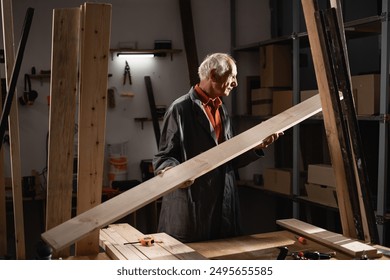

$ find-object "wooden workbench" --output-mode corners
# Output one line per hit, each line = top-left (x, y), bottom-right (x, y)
(66, 222), (390, 260)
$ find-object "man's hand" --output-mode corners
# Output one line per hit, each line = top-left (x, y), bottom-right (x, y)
(256, 132), (284, 149)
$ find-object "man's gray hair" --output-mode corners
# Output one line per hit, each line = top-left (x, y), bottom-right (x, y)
(198, 53), (235, 80)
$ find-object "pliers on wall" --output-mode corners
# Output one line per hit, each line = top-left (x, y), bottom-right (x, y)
(123, 60), (132, 85)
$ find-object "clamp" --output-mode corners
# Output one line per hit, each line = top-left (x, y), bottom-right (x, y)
(123, 60), (132, 85)
(124, 235), (157, 247)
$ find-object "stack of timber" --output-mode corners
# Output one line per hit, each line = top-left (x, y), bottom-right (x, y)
(277, 219), (380, 259)
(99, 223), (206, 260)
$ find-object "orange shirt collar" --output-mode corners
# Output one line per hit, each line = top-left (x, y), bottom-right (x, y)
(195, 84), (222, 108)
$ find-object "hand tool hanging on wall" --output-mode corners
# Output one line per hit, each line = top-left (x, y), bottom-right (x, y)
(0, 7), (34, 151)
(19, 74), (38, 105)
(123, 60), (132, 85)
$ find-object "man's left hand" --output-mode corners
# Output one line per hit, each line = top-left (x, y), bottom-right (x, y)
(256, 132), (284, 149)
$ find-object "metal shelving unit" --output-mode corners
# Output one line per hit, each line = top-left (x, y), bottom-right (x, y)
(231, 0), (389, 245)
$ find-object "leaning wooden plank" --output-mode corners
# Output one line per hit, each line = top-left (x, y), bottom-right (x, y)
(188, 231), (295, 259)
(301, 0), (357, 238)
(41, 94), (322, 252)
(277, 218), (379, 258)
(75, 3), (111, 256)
(1, 0), (25, 259)
(46, 8), (80, 258)
(329, 0), (379, 244)
(0, 153), (5, 256)
(0, 80), (5, 256)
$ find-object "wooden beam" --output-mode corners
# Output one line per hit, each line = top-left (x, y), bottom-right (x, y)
(277, 219), (379, 258)
(1, 0), (26, 259)
(144, 76), (160, 147)
(75, 3), (111, 256)
(42, 94), (323, 252)
(46, 8), (80, 258)
(329, 0), (378, 244)
(301, 0), (357, 238)
(179, 0), (199, 85)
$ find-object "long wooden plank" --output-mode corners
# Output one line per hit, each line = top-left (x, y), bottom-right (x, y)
(328, 0), (379, 244)
(0, 149), (5, 256)
(144, 76), (160, 147)
(277, 218), (379, 258)
(317, 7), (365, 240)
(75, 3), (111, 256)
(42, 94), (323, 252)
(46, 8), (80, 258)
(0, 77), (5, 255)
(301, 0), (357, 238)
(1, 0), (25, 259)
(179, 0), (199, 85)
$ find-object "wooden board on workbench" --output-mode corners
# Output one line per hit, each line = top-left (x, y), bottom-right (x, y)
(187, 231), (295, 259)
(1, 0), (25, 259)
(41, 94), (323, 252)
(75, 3), (111, 256)
(99, 223), (206, 260)
(276, 218), (379, 258)
(46, 8), (80, 258)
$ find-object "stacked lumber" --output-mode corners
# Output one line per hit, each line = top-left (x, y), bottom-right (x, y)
(99, 223), (206, 260)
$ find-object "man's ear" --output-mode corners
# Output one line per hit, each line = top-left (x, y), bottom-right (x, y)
(210, 69), (219, 82)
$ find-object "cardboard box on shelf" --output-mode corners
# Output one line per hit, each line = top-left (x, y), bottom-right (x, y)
(272, 90), (292, 115)
(263, 168), (291, 195)
(351, 74), (380, 115)
(251, 88), (273, 116)
(300, 89), (318, 101)
(305, 183), (338, 208)
(307, 164), (336, 187)
(259, 44), (292, 88)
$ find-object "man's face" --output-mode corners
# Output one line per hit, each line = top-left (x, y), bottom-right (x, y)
(212, 64), (238, 97)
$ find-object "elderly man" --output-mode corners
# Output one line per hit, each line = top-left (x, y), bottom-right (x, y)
(153, 53), (281, 243)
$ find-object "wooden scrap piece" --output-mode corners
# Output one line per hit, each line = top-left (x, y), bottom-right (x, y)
(46, 8), (80, 258)
(41, 94), (323, 252)
(276, 218), (379, 258)
(75, 2), (111, 256)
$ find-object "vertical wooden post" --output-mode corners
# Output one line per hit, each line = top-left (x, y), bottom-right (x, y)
(0, 84), (5, 256)
(1, 0), (26, 259)
(179, 0), (199, 86)
(46, 8), (80, 258)
(75, 3), (111, 256)
(301, 0), (357, 238)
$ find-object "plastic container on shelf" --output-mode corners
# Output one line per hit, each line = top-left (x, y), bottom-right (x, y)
(107, 141), (128, 187)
